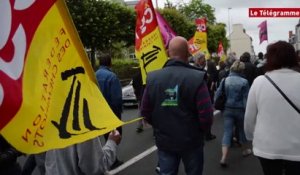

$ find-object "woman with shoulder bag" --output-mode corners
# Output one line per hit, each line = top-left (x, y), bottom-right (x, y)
(215, 60), (251, 167)
(244, 41), (300, 175)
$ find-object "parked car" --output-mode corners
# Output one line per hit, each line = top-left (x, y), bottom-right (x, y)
(122, 80), (138, 106)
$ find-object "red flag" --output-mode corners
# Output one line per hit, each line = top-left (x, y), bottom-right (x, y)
(258, 20), (268, 44)
(134, 0), (168, 84)
(217, 41), (224, 57)
(195, 18), (207, 32)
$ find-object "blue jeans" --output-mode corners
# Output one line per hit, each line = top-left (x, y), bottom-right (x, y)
(158, 147), (204, 175)
(222, 108), (247, 146)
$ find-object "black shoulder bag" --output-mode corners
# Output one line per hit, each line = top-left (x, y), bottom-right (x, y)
(214, 78), (226, 110)
(265, 75), (300, 114)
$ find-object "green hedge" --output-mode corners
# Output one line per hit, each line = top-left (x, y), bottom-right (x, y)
(111, 58), (140, 81)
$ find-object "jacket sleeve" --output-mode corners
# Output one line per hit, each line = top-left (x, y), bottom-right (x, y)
(244, 83), (258, 140)
(77, 137), (117, 174)
(110, 76), (123, 118)
(196, 82), (213, 132)
(0, 135), (22, 168)
(140, 87), (153, 124)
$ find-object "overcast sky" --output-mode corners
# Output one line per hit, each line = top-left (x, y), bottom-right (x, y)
(153, 0), (300, 54)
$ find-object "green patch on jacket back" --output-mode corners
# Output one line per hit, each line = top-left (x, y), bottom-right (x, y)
(161, 85), (178, 106)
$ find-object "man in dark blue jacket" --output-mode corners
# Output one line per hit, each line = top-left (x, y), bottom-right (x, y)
(141, 36), (213, 175)
(95, 54), (123, 168)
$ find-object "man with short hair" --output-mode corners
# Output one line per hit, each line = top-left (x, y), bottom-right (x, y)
(141, 36), (213, 175)
(95, 54), (123, 127)
(193, 52), (217, 141)
(95, 54), (123, 168)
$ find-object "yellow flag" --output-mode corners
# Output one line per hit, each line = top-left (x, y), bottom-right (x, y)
(193, 18), (210, 59)
(0, 0), (124, 154)
(135, 0), (168, 84)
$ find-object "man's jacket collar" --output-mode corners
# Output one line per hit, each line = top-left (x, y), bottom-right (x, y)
(163, 59), (202, 72)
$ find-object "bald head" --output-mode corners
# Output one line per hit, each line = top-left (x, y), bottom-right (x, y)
(168, 36), (190, 63)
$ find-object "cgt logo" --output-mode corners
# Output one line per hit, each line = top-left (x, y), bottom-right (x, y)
(139, 5), (154, 35)
(0, 0), (36, 129)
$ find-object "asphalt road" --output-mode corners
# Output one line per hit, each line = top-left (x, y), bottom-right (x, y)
(19, 107), (264, 175)
(113, 107), (264, 175)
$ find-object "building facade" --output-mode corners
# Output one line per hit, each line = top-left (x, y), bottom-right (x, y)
(227, 24), (255, 59)
(288, 19), (300, 52)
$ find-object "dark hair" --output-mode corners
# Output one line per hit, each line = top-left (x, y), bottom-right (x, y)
(240, 52), (250, 62)
(258, 52), (264, 59)
(219, 60), (226, 70)
(99, 54), (111, 67)
(265, 41), (298, 71)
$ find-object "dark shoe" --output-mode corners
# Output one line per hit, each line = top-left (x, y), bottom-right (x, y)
(110, 159), (124, 169)
(136, 127), (144, 133)
(220, 160), (228, 168)
(206, 134), (216, 141)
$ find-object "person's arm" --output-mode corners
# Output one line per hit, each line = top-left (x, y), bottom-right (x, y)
(244, 84), (258, 141)
(196, 82), (213, 132)
(77, 132), (120, 174)
(140, 86), (153, 125)
(110, 76), (123, 118)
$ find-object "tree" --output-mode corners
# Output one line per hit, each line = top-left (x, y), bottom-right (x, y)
(207, 23), (229, 54)
(66, 0), (135, 69)
(178, 0), (216, 24)
(159, 8), (195, 40)
(159, 8), (228, 54)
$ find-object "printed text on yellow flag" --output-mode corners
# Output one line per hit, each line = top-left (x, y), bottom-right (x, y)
(1, 0), (124, 154)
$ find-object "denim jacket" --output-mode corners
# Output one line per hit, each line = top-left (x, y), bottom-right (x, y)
(95, 66), (122, 117)
(215, 72), (249, 109)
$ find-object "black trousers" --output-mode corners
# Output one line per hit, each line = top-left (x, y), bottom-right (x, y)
(258, 157), (300, 175)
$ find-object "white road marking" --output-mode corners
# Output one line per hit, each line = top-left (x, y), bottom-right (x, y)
(106, 110), (220, 175)
(105, 145), (157, 175)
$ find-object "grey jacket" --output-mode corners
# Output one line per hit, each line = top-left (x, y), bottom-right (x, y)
(45, 137), (117, 175)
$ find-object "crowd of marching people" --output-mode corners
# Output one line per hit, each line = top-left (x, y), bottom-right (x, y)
(1, 37), (300, 175)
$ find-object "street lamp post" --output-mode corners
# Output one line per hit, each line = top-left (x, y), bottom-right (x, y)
(228, 7), (232, 53)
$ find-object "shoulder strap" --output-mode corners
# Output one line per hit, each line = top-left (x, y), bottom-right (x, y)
(265, 75), (300, 114)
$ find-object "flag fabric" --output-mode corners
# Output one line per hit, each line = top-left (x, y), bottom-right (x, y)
(135, 0), (168, 84)
(258, 20), (268, 44)
(217, 41), (227, 61)
(217, 41), (224, 57)
(193, 18), (210, 58)
(188, 37), (200, 55)
(0, 0), (125, 154)
(155, 10), (176, 49)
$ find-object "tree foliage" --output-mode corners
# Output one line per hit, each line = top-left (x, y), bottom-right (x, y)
(159, 8), (195, 41)
(66, 0), (227, 66)
(159, 8), (228, 54)
(178, 0), (216, 24)
(66, 0), (135, 68)
(207, 23), (229, 53)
